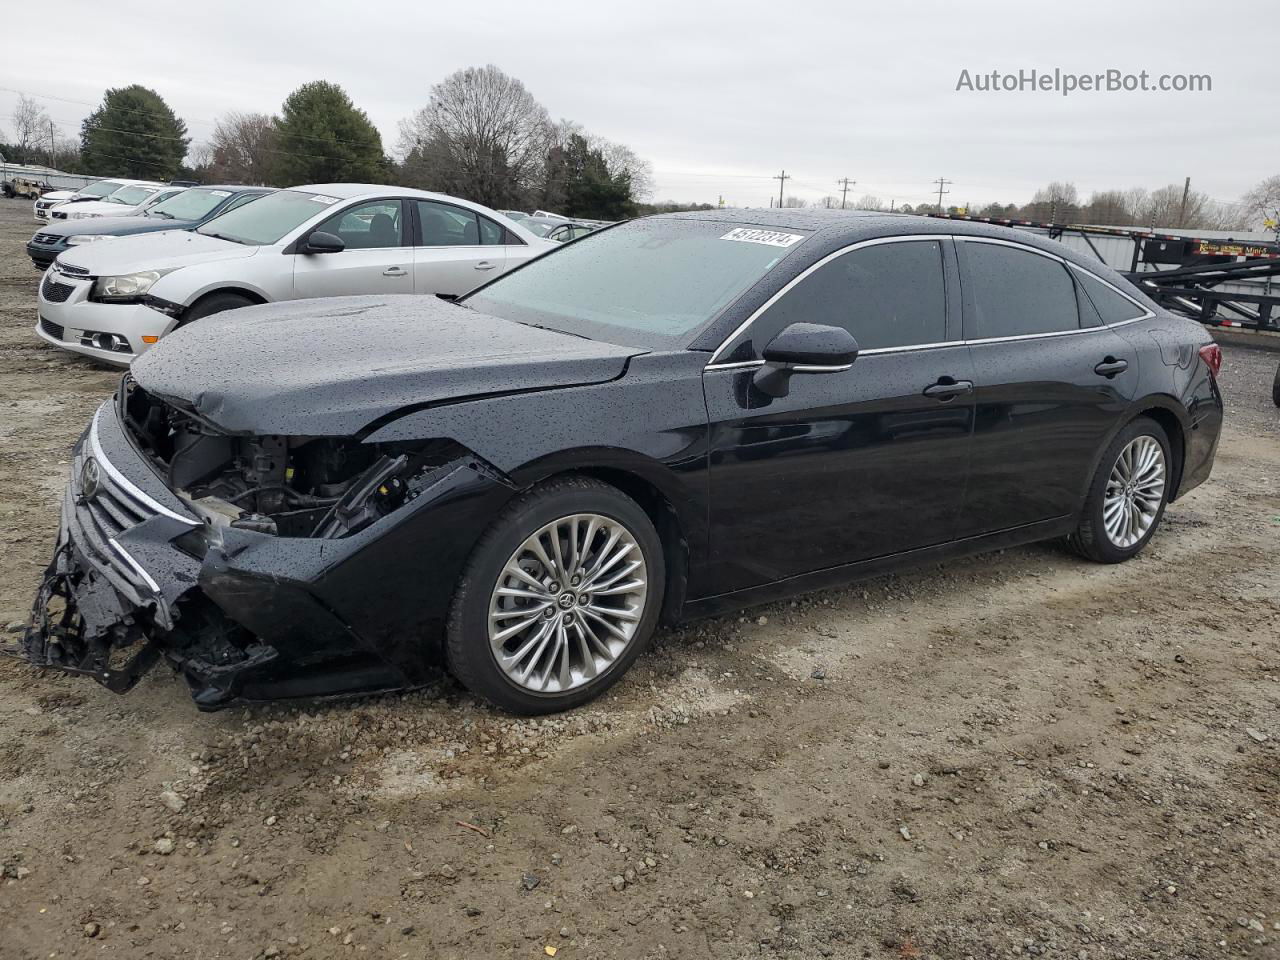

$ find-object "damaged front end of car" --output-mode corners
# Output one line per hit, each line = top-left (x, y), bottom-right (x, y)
(8, 375), (517, 710)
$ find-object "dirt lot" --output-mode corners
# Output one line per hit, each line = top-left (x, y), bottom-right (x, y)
(0, 196), (1276, 960)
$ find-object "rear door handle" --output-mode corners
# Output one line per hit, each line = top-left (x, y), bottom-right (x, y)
(1094, 357), (1129, 378)
(474, 261), (498, 271)
(923, 378), (974, 401)
(382, 266), (407, 277)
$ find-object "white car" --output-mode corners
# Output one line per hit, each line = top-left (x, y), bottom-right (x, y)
(35, 183), (557, 365)
(34, 179), (159, 223)
(48, 184), (186, 222)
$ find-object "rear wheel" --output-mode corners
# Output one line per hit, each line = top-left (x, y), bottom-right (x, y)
(446, 476), (665, 714)
(181, 291), (257, 325)
(1271, 360), (1280, 407)
(1069, 417), (1171, 563)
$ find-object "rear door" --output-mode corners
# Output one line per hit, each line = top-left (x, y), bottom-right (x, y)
(291, 198), (414, 299)
(703, 237), (975, 592)
(411, 199), (508, 297)
(953, 238), (1140, 536)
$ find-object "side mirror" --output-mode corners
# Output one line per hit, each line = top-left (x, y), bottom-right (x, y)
(753, 322), (859, 397)
(302, 231), (345, 254)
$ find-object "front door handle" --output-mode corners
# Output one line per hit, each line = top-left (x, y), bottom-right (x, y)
(1094, 357), (1129, 378)
(382, 266), (407, 277)
(923, 377), (974, 401)
(474, 260), (498, 271)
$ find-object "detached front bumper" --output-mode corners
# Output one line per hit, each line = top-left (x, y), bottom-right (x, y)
(7, 398), (503, 710)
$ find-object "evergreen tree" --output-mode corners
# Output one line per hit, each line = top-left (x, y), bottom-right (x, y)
(273, 81), (386, 185)
(81, 86), (188, 179)
(561, 134), (635, 220)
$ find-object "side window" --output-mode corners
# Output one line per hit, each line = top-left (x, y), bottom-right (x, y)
(317, 200), (404, 249)
(416, 200), (491, 246)
(1073, 268), (1148, 324)
(749, 240), (946, 352)
(959, 242), (1079, 338)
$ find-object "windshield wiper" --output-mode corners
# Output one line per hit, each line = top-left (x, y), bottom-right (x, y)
(150, 211), (175, 219)
(201, 231), (248, 245)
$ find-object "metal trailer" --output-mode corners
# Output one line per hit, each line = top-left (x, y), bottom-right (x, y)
(926, 213), (1280, 335)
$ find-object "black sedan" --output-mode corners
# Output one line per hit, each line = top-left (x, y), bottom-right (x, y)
(26, 185), (274, 269)
(13, 210), (1224, 714)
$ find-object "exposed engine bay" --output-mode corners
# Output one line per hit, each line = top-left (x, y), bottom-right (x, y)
(122, 378), (473, 540)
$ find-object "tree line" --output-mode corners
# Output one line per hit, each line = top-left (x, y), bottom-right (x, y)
(0, 67), (654, 221)
(4, 79), (1279, 230)
(819, 179), (1278, 233)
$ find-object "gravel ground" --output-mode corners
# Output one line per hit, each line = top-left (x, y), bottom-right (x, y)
(0, 196), (1277, 960)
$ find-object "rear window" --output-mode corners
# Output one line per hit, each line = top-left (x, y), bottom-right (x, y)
(959, 241), (1079, 338)
(466, 219), (808, 349)
(1073, 268), (1148, 324)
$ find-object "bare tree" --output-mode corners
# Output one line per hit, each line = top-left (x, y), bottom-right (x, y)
(12, 94), (51, 164)
(781, 196), (808, 208)
(854, 194), (885, 211)
(1241, 175), (1280, 230)
(209, 112), (277, 184)
(397, 65), (552, 208)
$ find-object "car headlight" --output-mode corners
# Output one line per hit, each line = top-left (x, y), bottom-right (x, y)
(92, 268), (178, 302)
(66, 234), (116, 245)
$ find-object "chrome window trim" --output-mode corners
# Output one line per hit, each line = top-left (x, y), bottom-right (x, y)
(90, 408), (198, 526)
(706, 234), (947, 366)
(703, 232), (1157, 371)
(109, 537), (162, 594)
(1065, 262), (1156, 322)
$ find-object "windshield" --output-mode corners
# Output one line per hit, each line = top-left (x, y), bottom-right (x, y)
(466, 219), (808, 348)
(196, 189), (331, 245)
(105, 185), (158, 206)
(149, 188), (241, 221)
(79, 180), (125, 199)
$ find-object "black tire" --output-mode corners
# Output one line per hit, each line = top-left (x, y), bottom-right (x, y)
(1271, 360), (1280, 407)
(1068, 416), (1172, 564)
(181, 291), (257, 325)
(446, 476), (665, 714)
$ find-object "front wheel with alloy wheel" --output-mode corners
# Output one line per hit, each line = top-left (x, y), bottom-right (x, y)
(1068, 416), (1172, 563)
(446, 476), (665, 714)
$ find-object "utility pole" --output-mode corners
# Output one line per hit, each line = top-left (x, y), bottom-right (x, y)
(1178, 176), (1191, 227)
(933, 177), (952, 213)
(837, 177), (856, 210)
(773, 169), (790, 208)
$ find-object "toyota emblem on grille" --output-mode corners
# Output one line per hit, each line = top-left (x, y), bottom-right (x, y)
(79, 457), (102, 500)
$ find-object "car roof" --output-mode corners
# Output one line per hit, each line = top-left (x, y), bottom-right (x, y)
(293, 183), (480, 203)
(656, 207), (1111, 267)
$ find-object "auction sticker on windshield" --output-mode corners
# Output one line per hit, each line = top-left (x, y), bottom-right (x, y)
(719, 227), (805, 247)
(309, 195), (341, 205)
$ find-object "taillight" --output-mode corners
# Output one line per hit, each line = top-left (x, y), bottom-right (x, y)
(1198, 343), (1222, 378)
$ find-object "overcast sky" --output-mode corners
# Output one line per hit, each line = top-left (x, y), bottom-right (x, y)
(1, 0), (1274, 210)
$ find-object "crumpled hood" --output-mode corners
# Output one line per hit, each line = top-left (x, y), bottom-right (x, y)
(131, 295), (644, 436)
(55, 230), (259, 275)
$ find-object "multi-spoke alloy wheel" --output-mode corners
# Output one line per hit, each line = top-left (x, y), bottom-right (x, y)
(487, 513), (648, 694)
(1102, 435), (1166, 548)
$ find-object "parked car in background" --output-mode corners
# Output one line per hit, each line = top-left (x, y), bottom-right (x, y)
(35, 183), (555, 364)
(516, 216), (600, 242)
(498, 209), (529, 219)
(34, 179), (158, 222)
(49, 183), (186, 221)
(17, 210), (1223, 713)
(27, 185), (275, 269)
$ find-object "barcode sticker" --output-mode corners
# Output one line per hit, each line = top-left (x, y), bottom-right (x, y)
(720, 227), (805, 247)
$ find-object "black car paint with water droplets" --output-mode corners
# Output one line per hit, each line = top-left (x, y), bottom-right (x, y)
(12, 210), (1223, 711)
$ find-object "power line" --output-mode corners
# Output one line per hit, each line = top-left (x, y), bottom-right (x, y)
(773, 169), (790, 208)
(933, 177), (952, 212)
(837, 176), (855, 210)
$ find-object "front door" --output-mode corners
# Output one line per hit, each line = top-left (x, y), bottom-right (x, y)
(703, 237), (975, 593)
(292, 199), (414, 299)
